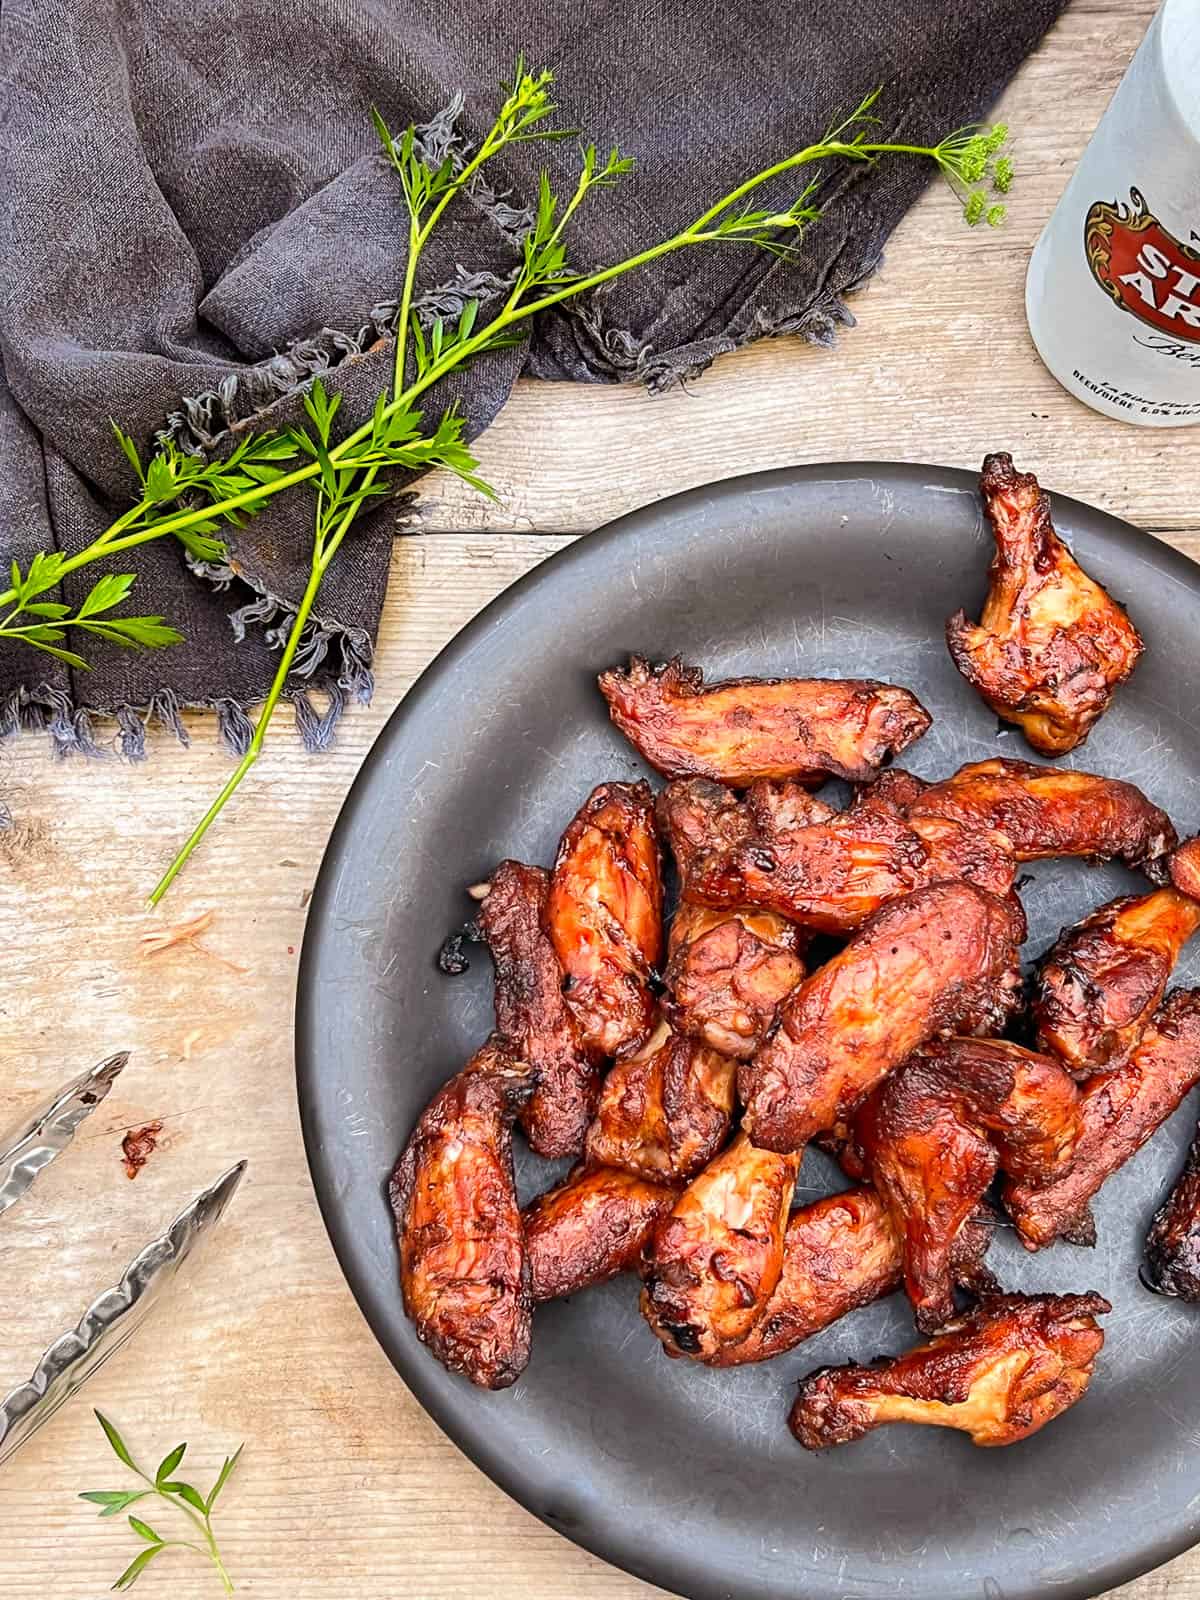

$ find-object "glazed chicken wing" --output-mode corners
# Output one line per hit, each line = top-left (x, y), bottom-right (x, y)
(853, 1039), (1080, 1331)
(1144, 1122), (1200, 1301)
(479, 860), (599, 1158)
(1170, 836), (1200, 899)
(908, 757), (1176, 877)
(599, 656), (931, 785)
(545, 781), (663, 1059)
(678, 792), (1015, 935)
(790, 1292), (1110, 1450)
(524, 1166), (678, 1303)
(682, 803), (932, 934)
(584, 1018), (737, 1181)
(1005, 988), (1200, 1249)
(739, 882), (1025, 1153)
(1033, 882), (1200, 1076)
(946, 453), (1143, 755)
(711, 1191), (995, 1368)
(707, 1187), (901, 1367)
(640, 1133), (801, 1360)
(663, 902), (805, 1060)
(390, 1041), (531, 1390)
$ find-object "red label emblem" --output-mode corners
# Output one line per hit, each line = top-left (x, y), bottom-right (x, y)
(1085, 189), (1200, 342)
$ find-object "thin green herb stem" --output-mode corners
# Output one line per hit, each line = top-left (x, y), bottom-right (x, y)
(147, 544), (332, 906)
(130, 1469), (235, 1593)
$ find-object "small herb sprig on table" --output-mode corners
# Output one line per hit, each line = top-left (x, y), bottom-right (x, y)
(0, 64), (1015, 901)
(79, 1411), (242, 1592)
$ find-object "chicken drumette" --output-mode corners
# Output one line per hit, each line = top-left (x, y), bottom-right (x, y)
(545, 781), (663, 1059)
(852, 1039), (1080, 1331)
(946, 453), (1143, 755)
(790, 1292), (1110, 1449)
(662, 902), (805, 1060)
(390, 1041), (531, 1390)
(584, 1018), (737, 1182)
(640, 1132), (800, 1360)
(599, 656), (931, 785)
(740, 881), (1025, 1153)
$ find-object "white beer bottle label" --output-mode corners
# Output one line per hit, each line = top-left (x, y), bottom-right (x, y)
(1026, 0), (1200, 427)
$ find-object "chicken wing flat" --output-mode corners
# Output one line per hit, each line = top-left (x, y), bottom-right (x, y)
(1144, 1123), (1200, 1301)
(682, 803), (1017, 935)
(946, 453), (1143, 756)
(790, 1292), (1110, 1450)
(479, 860), (599, 1158)
(584, 1018), (737, 1181)
(740, 882), (1025, 1153)
(1005, 988), (1200, 1249)
(853, 1040), (1080, 1331)
(908, 757), (1176, 877)
(663, 902), (805, 1059)
(640, 1133), (801, 1359)
(599, 656), (931, 785)
(1033, 885), (1200, 1076)
(711, 1191), (996, 1368)
(545, 781), (663, 1059)
(524, 1166), (679, 1303)
(707, 1187), (899, 1367)
(682, 803), (929, 934)
(390, 1041), (531, 1390)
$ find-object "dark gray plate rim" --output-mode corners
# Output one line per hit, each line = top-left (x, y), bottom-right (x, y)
(297, 462), (1200, 1600)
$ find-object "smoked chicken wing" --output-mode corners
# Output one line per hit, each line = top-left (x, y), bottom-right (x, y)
(640, 1132), (801, 1360)
(908, 757), (1176, 877)
(599, 656), (931, 785)
(678, 794), (1015, 935)
(545, 781), (663, 1059)
(946, 453), (1143, 755)
(390, 1041), (531, 1390)
(739, 882), (1025, 1153)
(853, 1039), (1080, 1331)
(711, 1191), (996, 1368)
(707, 1187), (901, 1367)
(1033, 882), (1200, 1075)
(1144, 1122), (1200, 1301)
(663, 902), (805, 1060)
(524, 1166), (678, 1303)
(790, 1292), (1110, 1450)
(584, 1018), (737, 1181)
(479, 860), (599, 1158)
(1005, 988), (1200, 1249)
(1170, 836), (1200, 900)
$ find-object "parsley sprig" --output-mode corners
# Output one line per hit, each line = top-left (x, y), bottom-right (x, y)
(0, 64), (1013, 899)
(80, 1411), (242, 1592)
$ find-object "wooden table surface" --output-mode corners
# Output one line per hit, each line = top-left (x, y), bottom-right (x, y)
(2, 3), (1197, 1595)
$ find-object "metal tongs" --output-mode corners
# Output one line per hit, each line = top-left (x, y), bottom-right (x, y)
(0, 1053), (245, 1465)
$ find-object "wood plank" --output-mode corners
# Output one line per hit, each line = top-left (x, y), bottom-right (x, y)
(3, 1), (1199, 1596)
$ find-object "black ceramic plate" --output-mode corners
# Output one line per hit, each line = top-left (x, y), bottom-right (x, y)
(297, 464), (1200, 1600)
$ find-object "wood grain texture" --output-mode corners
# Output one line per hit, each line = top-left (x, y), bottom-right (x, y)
(0, 4), (1196, 1596)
